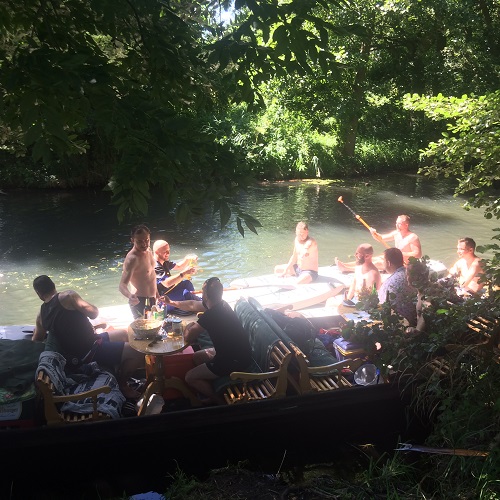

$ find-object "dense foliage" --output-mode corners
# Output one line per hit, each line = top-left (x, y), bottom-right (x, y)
(339, 257), (500, 498)
(1, 0), (499, 228)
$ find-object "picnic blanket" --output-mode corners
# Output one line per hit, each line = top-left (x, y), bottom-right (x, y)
(37, 351), (125, 419)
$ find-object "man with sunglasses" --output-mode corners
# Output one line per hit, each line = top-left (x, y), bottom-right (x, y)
(183, 277), (252, 404)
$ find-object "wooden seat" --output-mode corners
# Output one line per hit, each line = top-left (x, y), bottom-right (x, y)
(288, 343), (364, 395)
(243, 296), (364, 395)
(223, 340), (292, 404)
(36, 368), (112, 425)
(219, 299), (293, 405)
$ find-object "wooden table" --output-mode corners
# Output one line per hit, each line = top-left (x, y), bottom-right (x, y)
(337, 303), (374, 322)
(127, 324), (201, 415)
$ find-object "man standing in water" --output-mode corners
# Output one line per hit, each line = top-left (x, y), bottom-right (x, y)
(336, 215), (422, 272)
(274, 221), (319, 284)
(448, 237), (485, 294)
(119, 224), (158, 318)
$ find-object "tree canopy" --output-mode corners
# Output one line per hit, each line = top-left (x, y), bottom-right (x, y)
(1, 0), (499, 231)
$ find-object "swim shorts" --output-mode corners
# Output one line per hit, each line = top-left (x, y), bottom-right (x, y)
(92, 331), (124, 367)
(130, 296), (157, 319)
(293, 265), (318, 282)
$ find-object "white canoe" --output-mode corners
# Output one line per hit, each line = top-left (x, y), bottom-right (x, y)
(230, 266), (352, 290)
(222, 282), (344, 311)
(230, 260), (448, 290)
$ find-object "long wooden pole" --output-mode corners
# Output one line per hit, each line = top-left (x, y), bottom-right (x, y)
(338, 196), (390, 248)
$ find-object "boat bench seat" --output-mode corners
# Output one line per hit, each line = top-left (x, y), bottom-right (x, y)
(36, 369), (112, 425)
(244, 297), (364, 395)
(287, 342), (363, 394)
(214, 298), (293, 405)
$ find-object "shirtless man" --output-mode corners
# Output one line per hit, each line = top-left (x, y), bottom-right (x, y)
(448, 237), (485, 294)
(370, 215), (422, 263)
(119, 224), (158, 319)
(336, 215), (422, 272)
(274, 221), (319, 284)
(345, 244), (382, 301)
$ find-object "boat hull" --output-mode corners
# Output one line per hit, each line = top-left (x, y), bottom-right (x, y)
(2, 383), (419, 494)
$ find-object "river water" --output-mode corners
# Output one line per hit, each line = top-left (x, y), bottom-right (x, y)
(0, 174), (497, 325)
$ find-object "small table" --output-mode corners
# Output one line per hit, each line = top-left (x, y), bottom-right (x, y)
(127, 325), (201, 415)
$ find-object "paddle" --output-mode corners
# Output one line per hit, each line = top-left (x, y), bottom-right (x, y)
(337, 196), (390, 248)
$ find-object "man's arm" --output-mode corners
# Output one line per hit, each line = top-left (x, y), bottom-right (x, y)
(448, 260), (460, 278)
(183, 321), (205, 344)
(119, 255), (139, 304)
(163, 295), (205, 313)
(280, 244), (298, 276)
(173, 254), (198, 272)
(370, 228), (396, 243)
(366, 269), (382, 292)
(346, 277), (357, 300)
(32, 312), (46, 342)
(61, 290), (99, 319)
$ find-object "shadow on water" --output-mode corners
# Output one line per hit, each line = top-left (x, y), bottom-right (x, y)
(0, 174), (496, 324)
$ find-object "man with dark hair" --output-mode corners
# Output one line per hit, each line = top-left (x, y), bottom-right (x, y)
(448, 237), (485, 294)
(183, 277), (252, 404)
(377, 248), (417, 326)
(33, 275), (144, 398)
(119, 224), (158, 318)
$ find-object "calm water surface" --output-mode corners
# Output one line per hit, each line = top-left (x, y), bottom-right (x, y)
(0, 174), (497, 325)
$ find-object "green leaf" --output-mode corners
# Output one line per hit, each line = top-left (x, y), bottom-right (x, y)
(237, 217), (244, 237)
(220, 201), (231, 228)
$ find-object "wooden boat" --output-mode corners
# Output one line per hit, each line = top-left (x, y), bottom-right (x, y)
(2, 383), (418, 495)
(0, 269), (434, 496)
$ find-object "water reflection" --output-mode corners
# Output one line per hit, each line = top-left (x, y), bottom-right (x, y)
(0, 175), (497, 325)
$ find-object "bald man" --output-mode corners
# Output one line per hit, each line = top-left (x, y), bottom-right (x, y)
(153, 239), (199, 306)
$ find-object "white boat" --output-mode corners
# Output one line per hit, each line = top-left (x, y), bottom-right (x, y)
(222, 281), (344, 311)
(230, 260), (448, 290)
(230, 265), (352, 290)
